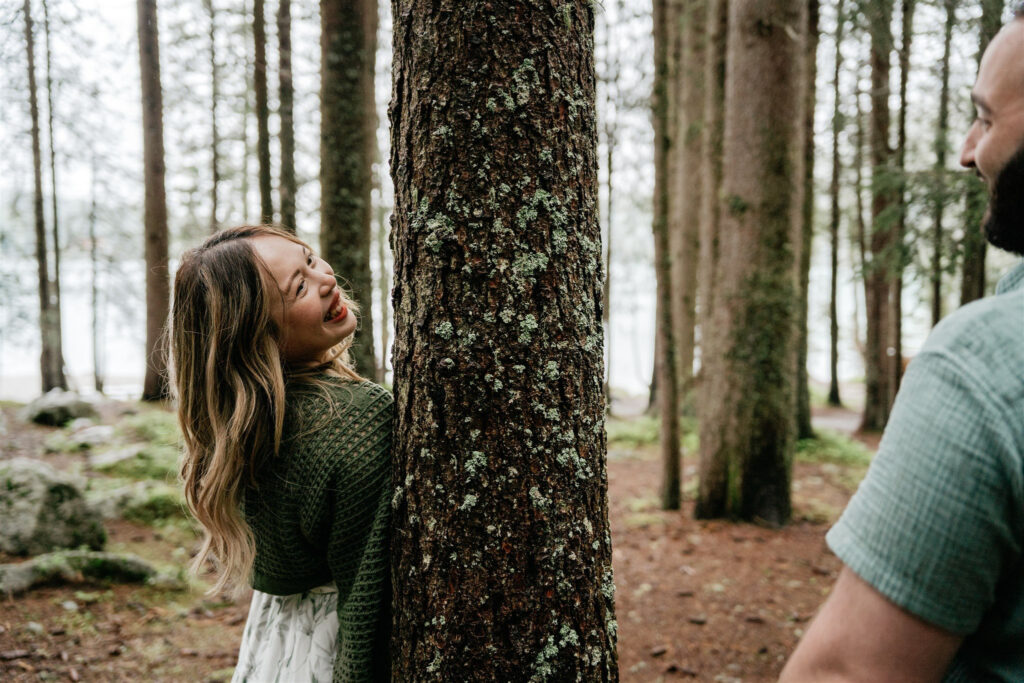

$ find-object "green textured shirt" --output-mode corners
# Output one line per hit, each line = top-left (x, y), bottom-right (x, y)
(828, 260), (1024, 681)
(244, 377), (393, 683)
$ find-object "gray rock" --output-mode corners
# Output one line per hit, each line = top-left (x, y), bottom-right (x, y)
(20, 389), (99, 426)
(88, 444), (145, 470)
(66, 417), (95, 431)
(67, 425), (115, 449)
(0, 458), (106, 556)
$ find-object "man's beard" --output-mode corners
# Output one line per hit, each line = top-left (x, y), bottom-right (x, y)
(984, 143), (1024, 257)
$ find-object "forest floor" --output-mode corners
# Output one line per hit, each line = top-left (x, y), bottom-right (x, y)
(0, 396), (876, 682)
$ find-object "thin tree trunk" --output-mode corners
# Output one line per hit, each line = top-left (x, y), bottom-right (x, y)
(796, 0), (819, 440)
(253, 0), (272, 224)
(206, 0), (220, 233)
(389, 1), (618, 676)
(277, 0), (296, 232)
(89, 149), (103, 393)
(42, 0), (66, 390)
(24, 0), (62, 393)
(960, 0), (1002, 305)
(930, 0), (954, 326)
(603, 116), (613, 406)
(654, 0), (683, 511)
(827, 0), (845, 408)
(241, 0), (251, 223)
(852, 81), (868, 363)
(860, 0), (894, 432)
(137, 0), (170, 402)
(695, 0), (728, 518)
(697, 0), (807, 525)
(320, 0), (377, 376)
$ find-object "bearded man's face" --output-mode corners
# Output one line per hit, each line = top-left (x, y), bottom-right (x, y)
(960, 21), (1024, 255)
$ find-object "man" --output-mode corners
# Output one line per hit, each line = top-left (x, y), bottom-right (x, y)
(781, 7), (1024, 682)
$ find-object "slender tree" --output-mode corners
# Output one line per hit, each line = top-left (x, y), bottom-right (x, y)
(205, 0), (220, 233)
(653, 0), (683, 510)
(696, 0), (807, 524)
(42, 0), (67, 389)
(24, 0), (66, 393)
(320, 0), (377, 376)
(960, 0), (1003, 305)
(930, 0), (955, 326)
(860, 0), (895, 432)
(89, 147), (104, 393)
(796, 0), (819, 440)
(253, 0), (272, 224)
(137, 0), (170, 401)
(389, 1), (618, 676)
(277, 0), (296, 232)
(827, 0), (846, 407)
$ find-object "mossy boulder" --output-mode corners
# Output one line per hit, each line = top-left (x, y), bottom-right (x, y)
(0, 458), (106, 555)
(20, 389), (99, 426)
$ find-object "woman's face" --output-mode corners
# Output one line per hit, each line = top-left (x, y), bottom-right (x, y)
(249, 234), (358, 364)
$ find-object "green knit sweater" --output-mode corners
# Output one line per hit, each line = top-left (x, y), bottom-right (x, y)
(244, 377), (392, 682)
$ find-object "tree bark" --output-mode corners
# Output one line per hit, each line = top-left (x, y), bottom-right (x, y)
(253, 0), (273, 224)
(696, 0), (806, 525)
(654, 0), (683, 511)
(278, 0), (296, 233)
(24, 0), (64, 394)
(930, 0), (954, 326)
(389, 1), (618, 677)
(205, 0), (220, 233)
(860, 0), (894, 432)
(320, 0), (377, 377)
(795, 0), (819, 440)
(960, 0), (1003, 305)
(827, 0), (845, 408)
(137, 0), (170, 402)
(694, 0), (728, 518)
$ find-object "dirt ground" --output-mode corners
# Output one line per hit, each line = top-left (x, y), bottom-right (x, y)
(0, 401), (873, 681)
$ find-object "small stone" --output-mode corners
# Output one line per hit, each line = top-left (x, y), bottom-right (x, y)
(61, 601), (79, 612)
(688, 615), (707, 625)
(650, 645), (668, 657)
(25, 622), (44, 635)
(745, 615), (765, 624)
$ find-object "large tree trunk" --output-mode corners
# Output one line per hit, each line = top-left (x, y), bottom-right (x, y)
(960, 0), (1003, 305)
(696, 0), (806, 525)
(320, 0), (377, 377)
(42, 0), (67, 390)
(694, 0), (728, 518)
(253, 0), (273, 224)
(277, 0), (296, 233)
(654, 0), (683, 511)
(860, 0), (894, 432)
(205, 0), (220, 233)
(930, 0), (954, 326)
(389, 1), (618, 677)
(827, 0), (845, 408)
(24, 0), (64, 393)
(137, 0), (170, 402)
(795, 0), (819, 440)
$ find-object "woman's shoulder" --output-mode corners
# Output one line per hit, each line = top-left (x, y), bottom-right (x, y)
(285, 377), (392, 429)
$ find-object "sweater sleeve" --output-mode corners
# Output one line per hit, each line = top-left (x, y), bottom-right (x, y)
(320, 383), (393, 683)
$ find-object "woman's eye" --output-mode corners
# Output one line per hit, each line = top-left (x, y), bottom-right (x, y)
(297, 280), (306, 295)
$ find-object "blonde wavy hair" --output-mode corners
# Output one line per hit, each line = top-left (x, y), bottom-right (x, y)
(170, 224), (362, 595)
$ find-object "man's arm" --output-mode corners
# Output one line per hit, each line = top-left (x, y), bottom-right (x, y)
(779, 566), (963, 683)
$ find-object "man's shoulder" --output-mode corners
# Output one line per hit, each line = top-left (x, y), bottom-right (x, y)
(922, 284), (1023, 365)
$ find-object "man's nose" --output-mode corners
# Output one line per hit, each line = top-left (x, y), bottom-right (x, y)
(959, 123), (978, 168)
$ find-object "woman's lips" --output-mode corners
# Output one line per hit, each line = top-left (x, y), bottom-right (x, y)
(327, 304), (348, 324)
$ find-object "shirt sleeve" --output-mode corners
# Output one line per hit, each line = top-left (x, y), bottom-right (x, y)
(827, 347), (1023, 635)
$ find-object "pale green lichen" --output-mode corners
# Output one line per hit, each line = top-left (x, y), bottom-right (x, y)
(435, 322), (454, 340)
(460, 494), (478, 511)
(519, 314), (539, 343)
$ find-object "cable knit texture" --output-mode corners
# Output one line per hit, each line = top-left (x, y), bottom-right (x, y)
(245, 377), (392, 682)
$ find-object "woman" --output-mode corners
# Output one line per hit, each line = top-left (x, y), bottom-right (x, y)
(170, 225), (391, 682)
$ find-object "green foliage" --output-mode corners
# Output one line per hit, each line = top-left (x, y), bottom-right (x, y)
(94, 444), (179, 482)
(606, 415), (699, 452)
(795, 429), (873, 467)
(121, 486), (189, 525)
(116, 410), (180, 447)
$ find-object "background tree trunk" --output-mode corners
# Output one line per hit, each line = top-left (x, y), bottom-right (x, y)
(253, 0), (273, 224)
(694, 0), (728, 518)
(389, 1), (618, 677)
(24, 0), (65, 393)
(860, 0), (894, 432)
(827, 0), (845, 408)
(697, 0), (806, 525)
(89, 149), (104, 393)
(277, 0), (296, 233)
(320, 0), (377, 377)
(960, 0), (1003, 305)
(795, 0), (819, 440)
(930, 0), (954, 326)
(205, 0), (220, 233)
(137, 0), (170, 402)
(654, 0), (683, 511)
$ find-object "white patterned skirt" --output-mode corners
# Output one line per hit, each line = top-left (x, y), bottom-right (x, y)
(232, 583), (339, 683)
